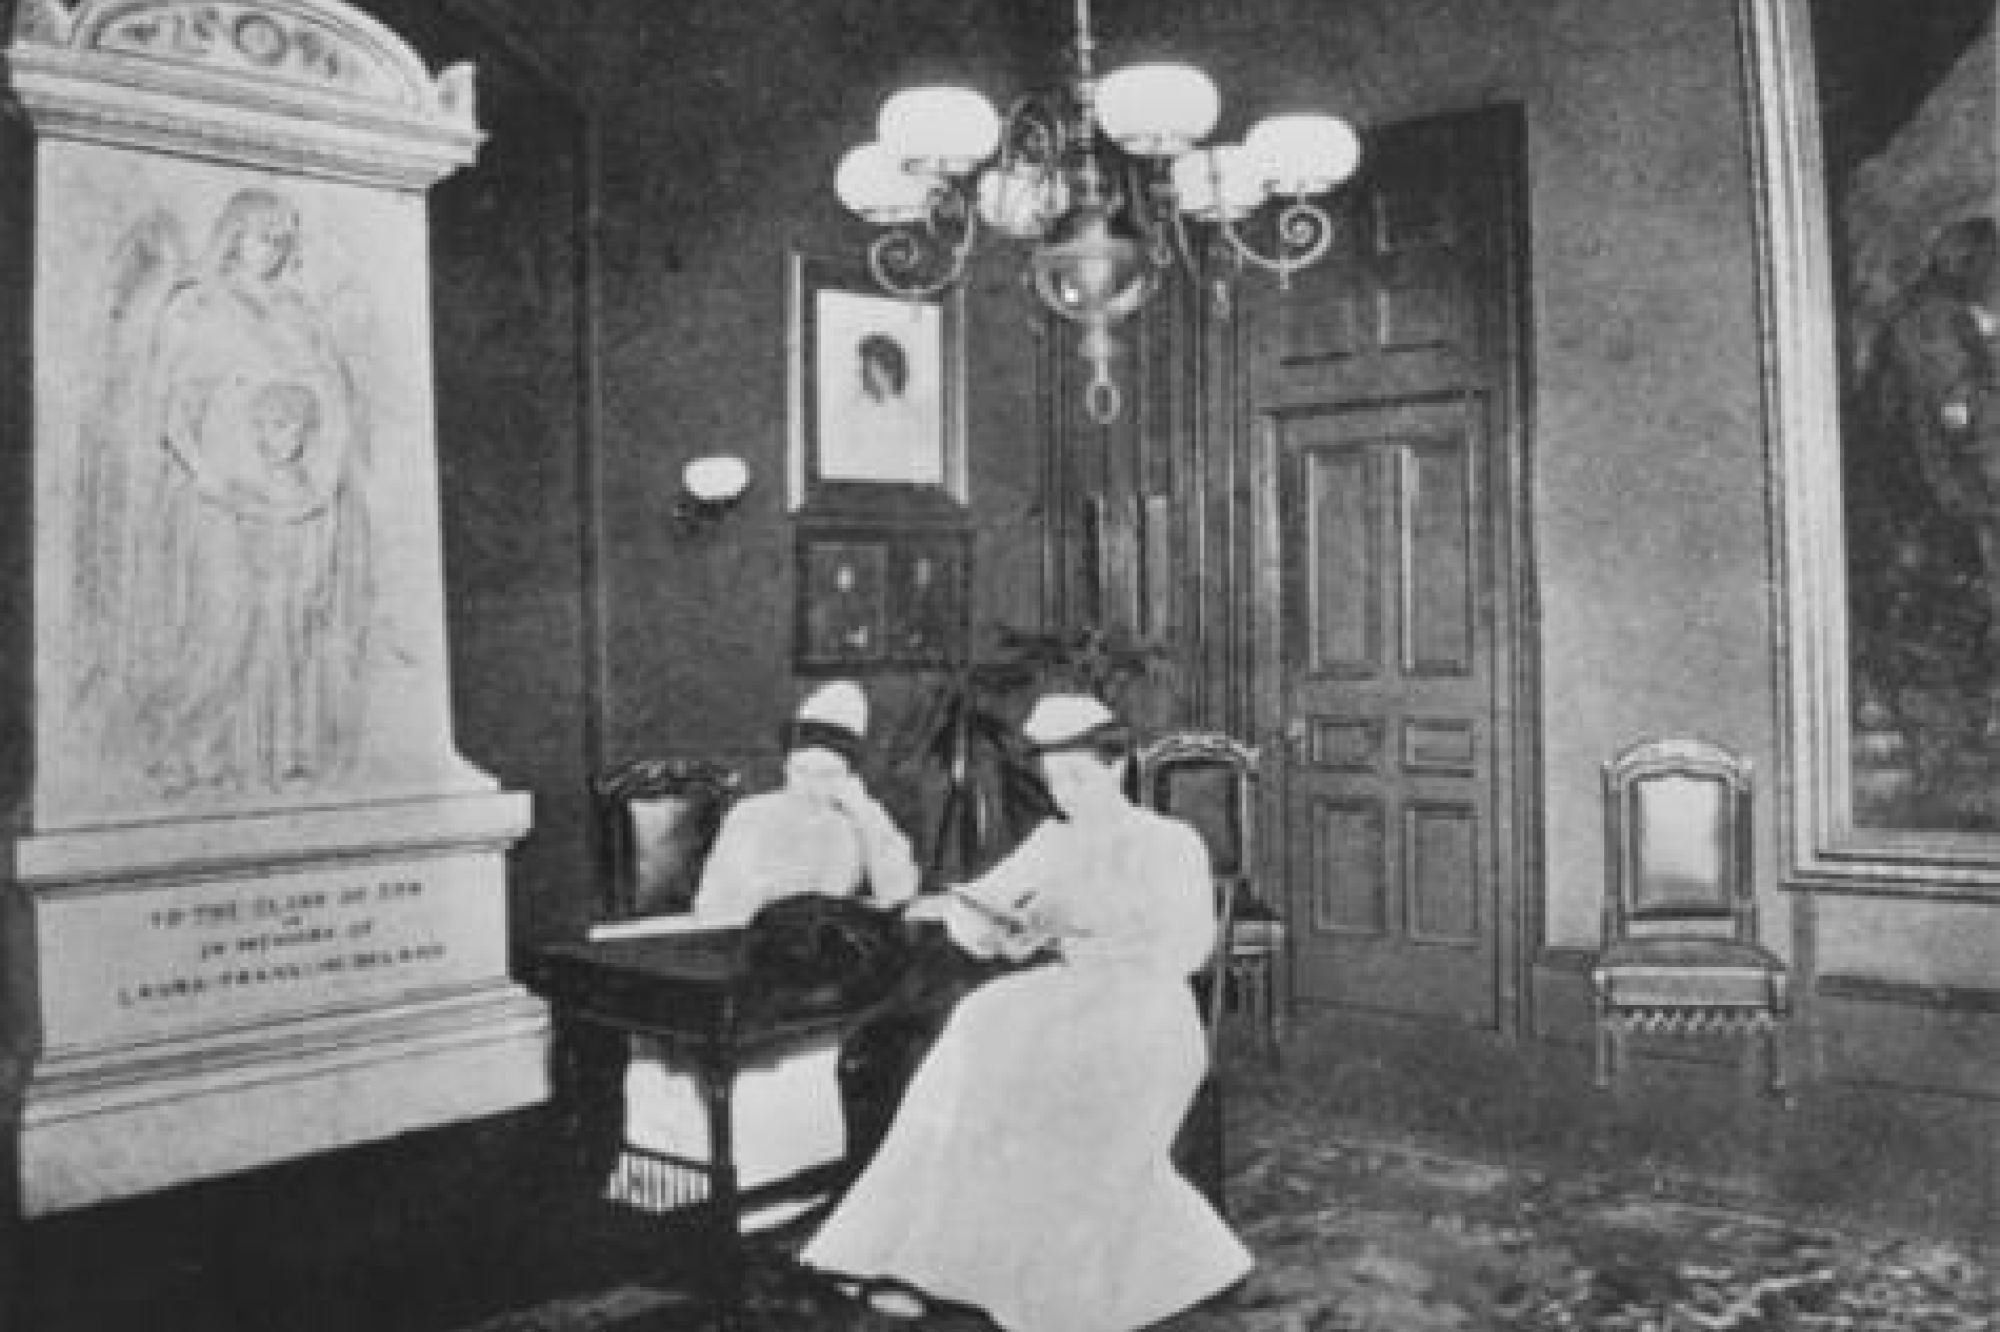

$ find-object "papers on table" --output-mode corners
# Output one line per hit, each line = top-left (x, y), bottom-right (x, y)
(588, 912), (731, 942)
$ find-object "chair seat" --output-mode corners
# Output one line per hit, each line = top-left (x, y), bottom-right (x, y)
(1598, 935), (1783, 971)
(1228, 897), (1284, 951)
(1594, 936), (1787, 1009)
(1228, 918), (1285, 951)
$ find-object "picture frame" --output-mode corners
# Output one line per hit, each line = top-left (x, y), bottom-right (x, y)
(795, 523), (971, 673)
(787, 252), (967, 514)
(1743, 0), (2000, 899)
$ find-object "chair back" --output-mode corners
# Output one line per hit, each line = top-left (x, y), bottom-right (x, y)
(593, 758), (743, 919)
(1133, 731), (1261, 1046)
(1602, 738), (1754, 944)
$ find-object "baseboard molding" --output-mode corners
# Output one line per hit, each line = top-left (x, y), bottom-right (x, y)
(1529, 948), (1594, 1042)
(1814, 975), (2000, 1099)
(1817, 973), (2000, 1014)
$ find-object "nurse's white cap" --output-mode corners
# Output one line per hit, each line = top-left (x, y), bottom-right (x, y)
(1022, 693), (1119, 751)
(797, 679), (868, 737)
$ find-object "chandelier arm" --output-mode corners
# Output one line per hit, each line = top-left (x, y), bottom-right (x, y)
(1209, 199), (1337, 287)
(867, 195), (981, 300)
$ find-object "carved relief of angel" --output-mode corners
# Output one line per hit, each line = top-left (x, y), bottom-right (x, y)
(73, 187), (376, 802)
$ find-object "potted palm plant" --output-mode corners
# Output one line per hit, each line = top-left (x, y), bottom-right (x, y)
(899, 623), (1173, 880)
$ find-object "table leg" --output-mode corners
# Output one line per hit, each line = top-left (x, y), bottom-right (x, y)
(700, 1044), (743, 1330)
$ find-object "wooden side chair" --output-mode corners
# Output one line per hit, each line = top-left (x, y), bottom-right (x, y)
(1134, 730), (1284, 1068)
(593, 757), (743, 920)
(1593, 738), (1790, 1096)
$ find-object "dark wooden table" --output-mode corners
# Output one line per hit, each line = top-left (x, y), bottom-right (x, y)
(519, 928), (891, 1330)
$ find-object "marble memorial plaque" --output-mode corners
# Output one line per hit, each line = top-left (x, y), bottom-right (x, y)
(2, 0), (546, 1213)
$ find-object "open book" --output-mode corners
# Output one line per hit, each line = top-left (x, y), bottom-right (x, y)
(948, 888), (1086, 955)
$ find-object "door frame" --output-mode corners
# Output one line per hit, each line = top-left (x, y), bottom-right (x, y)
(1247, 104), (1543, 1040)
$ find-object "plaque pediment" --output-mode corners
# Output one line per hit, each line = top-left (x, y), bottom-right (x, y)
(99, 3), (407, 102)
(6, 0), (479, 184)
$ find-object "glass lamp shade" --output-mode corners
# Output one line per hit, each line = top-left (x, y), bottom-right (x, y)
(1094, 62), (1220, 157)
(834, 142), (935, 223)
(976, 162), (1070, 239)
(683, 454), (750, 504)
(1029, 201), (1156, 327)
(1245, 113), (1361, 196)
(878, 85), (1002, 175)
(1170, 145), (1268, 222)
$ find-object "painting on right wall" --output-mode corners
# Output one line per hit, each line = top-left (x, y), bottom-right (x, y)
(1819, 1), (1997, 833)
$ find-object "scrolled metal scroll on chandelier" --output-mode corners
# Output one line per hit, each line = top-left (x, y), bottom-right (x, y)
(832, 0), (1361, 424)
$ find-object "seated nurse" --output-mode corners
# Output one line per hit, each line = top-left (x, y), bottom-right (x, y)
(605, 680), (919, 1220)
(801, 693), (1253, 1330)
(692, 679), (918, 923)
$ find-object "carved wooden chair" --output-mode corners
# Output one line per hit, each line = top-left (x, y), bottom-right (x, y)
(594, 758), (743, 920)
(1135, 730), (1283, 1067)
(1132, 730), (1274, 1218)
(1593, 738), (1790, 1096)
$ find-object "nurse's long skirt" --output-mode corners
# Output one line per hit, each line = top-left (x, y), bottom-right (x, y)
(801, 960), (1252, 1332)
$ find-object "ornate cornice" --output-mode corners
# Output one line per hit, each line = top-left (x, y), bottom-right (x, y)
(3, 0), (482, 187)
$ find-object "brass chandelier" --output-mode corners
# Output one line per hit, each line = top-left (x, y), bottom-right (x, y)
(833, 0), (1361, 423)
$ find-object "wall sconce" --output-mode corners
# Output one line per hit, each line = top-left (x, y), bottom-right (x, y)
(673, 454), (752, 531)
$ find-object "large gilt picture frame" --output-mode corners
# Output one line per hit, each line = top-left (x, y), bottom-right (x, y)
(1745, 0), (1999, 899)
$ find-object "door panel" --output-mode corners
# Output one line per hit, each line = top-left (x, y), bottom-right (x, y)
(1405, 443), (1474, 672)
(1313, 795), (1388, 936)
(1306, 448), (1379, 672)
(1281, 399), (1498, 1026)
(1252, 107), (1530, 1030)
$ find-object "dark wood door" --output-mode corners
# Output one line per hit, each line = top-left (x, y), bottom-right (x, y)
(1249, 107), (1532, 1029)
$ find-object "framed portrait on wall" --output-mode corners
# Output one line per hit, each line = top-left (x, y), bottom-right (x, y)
(787, 253), (967, 513)
(795, 523), (971, 672)
(1745, 0), (1999, 897)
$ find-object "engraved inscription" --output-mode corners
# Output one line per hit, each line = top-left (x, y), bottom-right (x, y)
(36, 860), (501, 1051)
(116, 875), (445, 1010)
